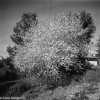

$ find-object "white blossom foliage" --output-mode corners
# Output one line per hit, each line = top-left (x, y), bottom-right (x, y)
(13, 11), (89, 77)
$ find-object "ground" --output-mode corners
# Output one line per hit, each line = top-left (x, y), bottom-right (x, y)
(4, 66), (100, 100)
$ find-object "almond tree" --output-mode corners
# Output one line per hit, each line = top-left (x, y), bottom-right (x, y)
(12, 11), (96, 86)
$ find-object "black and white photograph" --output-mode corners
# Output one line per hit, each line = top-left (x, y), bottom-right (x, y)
(0, 0), (100, 99)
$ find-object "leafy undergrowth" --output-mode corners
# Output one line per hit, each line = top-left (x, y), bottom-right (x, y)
(5, 67), (100, 100)
(20, 82), (100, 100)
(5, 75), (42, 97)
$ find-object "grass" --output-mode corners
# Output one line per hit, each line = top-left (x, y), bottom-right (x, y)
(4, 66), (100, 100)
(5, 75), (42, 97)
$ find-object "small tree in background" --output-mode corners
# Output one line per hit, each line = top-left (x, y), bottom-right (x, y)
(7, 12), (38, 57)
(80, 10), (96, 44)
(11, 12), (38, 46)
(12, 11), (96, 87)
(6, 12), (38, 75)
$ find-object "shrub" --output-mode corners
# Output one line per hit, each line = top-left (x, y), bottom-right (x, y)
(82, 67), (100, 84)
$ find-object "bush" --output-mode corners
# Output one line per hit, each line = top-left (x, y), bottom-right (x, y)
(82, 67), (100, 83)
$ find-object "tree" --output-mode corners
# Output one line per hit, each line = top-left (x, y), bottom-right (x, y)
(96, 35), (100, 57)
(10, 12), (38, 46)
(7, 12), (38, 61)
(12, 11), (96, 87)
(6, 45), (18, 72)
(79, 10), (96, 44)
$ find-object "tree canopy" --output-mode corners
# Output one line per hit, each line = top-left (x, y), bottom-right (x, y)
(80, 10), (96, 44)
(10, 12), (38, 46)
(12, 11), (96, 80)
(7, 12), (38, 59)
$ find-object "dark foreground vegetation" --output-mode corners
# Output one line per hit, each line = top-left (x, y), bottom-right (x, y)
(1, 66), (99, 100)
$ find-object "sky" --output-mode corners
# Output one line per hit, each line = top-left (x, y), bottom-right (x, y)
(0, 0), (100, 58)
